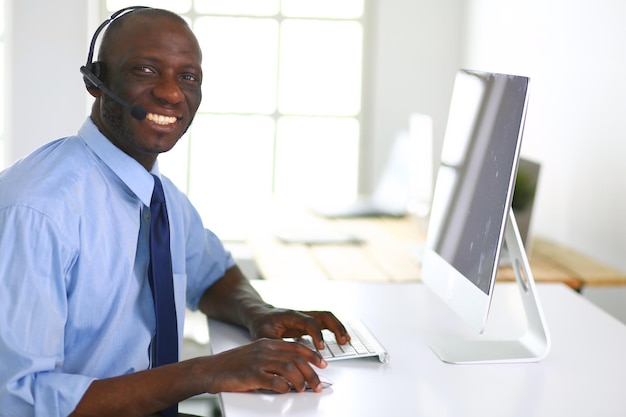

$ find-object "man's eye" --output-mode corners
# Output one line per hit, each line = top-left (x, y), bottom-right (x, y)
(136, 66), (155, 74)
(181, 74), (201, 84)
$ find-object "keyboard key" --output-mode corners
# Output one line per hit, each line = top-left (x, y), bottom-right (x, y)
(291, 320), (389, 362)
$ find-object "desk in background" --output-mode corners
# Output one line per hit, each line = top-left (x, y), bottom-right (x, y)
(209, 280), (626, 417)
(243, 207), (626, 290)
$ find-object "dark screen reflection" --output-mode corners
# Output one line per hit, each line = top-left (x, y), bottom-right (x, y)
(426, 70), (529, 294)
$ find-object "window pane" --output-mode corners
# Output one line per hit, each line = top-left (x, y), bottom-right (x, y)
(195, 0), (279, 16)
(195, 17), (279, 114)
(98, 1), (366, 224)
(107, 0), (191, 13)
(282, 0), (363, 19)
(187, 114), (275, 238)
(274, 117), (359, 204)
(279, 20), (362, 116)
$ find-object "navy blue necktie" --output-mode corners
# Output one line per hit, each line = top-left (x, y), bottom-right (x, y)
(148, 174), (178, 417)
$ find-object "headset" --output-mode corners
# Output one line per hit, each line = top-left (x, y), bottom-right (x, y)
(79, 6), (150, 120)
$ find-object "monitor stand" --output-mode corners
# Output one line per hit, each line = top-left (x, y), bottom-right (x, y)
(430, 210), (551, 364)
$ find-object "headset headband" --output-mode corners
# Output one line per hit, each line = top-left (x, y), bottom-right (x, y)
(84, 6), (150, 67)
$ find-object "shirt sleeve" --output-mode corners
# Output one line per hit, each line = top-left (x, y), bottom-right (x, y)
(184, 225), (236, 311)
(0, 206), (95, 417)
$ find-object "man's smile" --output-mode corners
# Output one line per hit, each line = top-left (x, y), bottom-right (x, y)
(146, 112), (178, 125)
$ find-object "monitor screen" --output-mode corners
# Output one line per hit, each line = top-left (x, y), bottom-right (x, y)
(421, 69), (530, 334)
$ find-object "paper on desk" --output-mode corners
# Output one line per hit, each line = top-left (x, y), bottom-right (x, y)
(273, 230), (364, 245)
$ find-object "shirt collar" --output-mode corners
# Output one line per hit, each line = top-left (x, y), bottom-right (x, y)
(78, 117), (160, 207)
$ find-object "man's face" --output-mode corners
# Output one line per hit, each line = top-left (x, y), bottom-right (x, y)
(91, 14), (203, 170)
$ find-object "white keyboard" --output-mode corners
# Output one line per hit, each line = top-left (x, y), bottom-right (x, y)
(296, 320), (390, 363)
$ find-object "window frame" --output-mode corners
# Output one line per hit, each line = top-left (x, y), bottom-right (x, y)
(97, 1), (370, 238)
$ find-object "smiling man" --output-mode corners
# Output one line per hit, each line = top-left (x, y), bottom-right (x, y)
(90, 8), (203, 170)
(0, 8), (349, 417)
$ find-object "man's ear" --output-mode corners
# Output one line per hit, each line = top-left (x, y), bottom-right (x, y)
(86, 86), (103, 98)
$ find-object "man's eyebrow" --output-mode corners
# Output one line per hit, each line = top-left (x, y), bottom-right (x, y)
(180, 63), (203, 74)
(124, 55), (201, 73)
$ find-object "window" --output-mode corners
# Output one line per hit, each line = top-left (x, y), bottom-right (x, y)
(102, 1), (365, 239)
(0, 0), (6, 170)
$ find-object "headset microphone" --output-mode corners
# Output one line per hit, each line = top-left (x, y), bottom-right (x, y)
(80, 6), (150, 121)
(80, 65), (148, 120)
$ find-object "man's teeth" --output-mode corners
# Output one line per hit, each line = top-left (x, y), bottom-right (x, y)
(146, 113), (177, 125)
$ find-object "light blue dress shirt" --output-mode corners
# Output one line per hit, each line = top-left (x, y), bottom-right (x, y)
(0, 118), (235, 416)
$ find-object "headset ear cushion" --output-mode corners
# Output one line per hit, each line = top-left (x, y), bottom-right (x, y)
(90, 61), (105, 80)
(84, 61), (106, 88)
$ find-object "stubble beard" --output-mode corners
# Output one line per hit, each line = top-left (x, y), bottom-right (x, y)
(101, 95), (196, 156)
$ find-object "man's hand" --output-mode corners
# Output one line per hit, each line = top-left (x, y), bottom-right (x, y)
(199, 266), (352, 351)
(198, 266), (352, 392)
(248, 308), (351, 351)
(71, 337), (328, 417)
(198, 338), (328, 393)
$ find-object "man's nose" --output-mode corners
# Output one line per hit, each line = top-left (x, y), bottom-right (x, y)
(152, 76), (184, 104)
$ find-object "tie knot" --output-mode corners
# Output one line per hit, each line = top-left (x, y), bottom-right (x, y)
(151, 175), (166, 205)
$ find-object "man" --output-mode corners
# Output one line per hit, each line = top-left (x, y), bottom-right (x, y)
(0, 8), (349, 417)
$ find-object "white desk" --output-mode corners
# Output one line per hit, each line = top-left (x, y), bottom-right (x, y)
(208, 281), (626, 417)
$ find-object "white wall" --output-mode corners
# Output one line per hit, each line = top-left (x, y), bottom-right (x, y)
(363, 0), (464, 189)
(462, 0), (626, 272)
(5, 0), (90, 163)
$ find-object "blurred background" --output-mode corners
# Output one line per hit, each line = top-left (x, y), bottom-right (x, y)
(1, 0), (625, 275)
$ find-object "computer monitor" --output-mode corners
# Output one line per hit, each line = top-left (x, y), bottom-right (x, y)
(421, 69), (550, 364)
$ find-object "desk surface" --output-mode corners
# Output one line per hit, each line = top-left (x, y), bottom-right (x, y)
(209, 280), (626, 417)
(244, 208), (626, 289)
